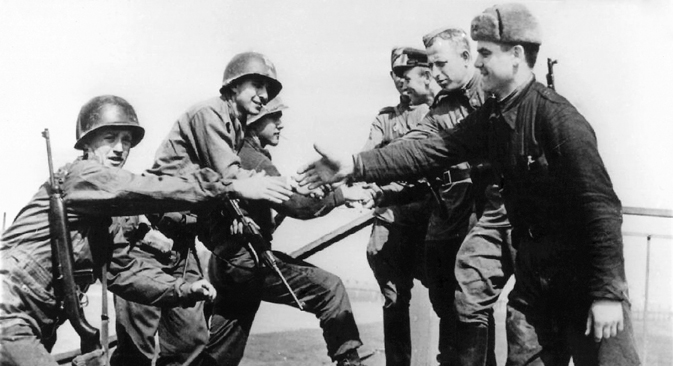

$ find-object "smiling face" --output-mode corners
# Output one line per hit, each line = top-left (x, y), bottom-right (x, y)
(83, 127), (133, 168)
(426, 38), (471, 92)
(401, 66), (432, 105)
(474, 41), (519, 99)
(251, 112), (283, 147)
(233, 76), (271, 117)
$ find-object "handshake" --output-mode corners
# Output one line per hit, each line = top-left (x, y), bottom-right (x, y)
(295, 182), (382, 210)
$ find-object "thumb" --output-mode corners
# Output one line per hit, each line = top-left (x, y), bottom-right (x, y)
(585, 310), (593, 336)
(313, 143), (330, 158)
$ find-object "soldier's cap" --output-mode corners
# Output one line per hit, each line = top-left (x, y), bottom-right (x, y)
(471, 3), (541, 45)
(391, 47), (429, 77)
(246, 97), (287, 126)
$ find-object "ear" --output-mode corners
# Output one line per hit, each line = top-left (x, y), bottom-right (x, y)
(460, 50), (471, 62)
(512, 45), (525, 65)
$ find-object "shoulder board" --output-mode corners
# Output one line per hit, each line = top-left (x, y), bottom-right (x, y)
(538, 85), (567, 104)
(378, 106), (397, 115)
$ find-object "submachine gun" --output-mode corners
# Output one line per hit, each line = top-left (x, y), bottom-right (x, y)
(223, 198), (305, 310)
(42, 129), (102, 356)
(546, 58), (558, 91)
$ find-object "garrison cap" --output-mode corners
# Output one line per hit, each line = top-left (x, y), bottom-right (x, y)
(391, 47), (429, 77)
(471, 3), (541, 45)
(246, 97), (287, 126)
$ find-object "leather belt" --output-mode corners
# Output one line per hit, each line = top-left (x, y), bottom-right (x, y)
(434, 167), (471, 185)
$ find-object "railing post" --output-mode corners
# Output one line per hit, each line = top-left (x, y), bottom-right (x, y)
(642, 234), (651, 366)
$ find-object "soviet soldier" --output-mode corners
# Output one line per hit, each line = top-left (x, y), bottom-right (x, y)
(298, 3), (640, 365)
(420, 27), (515, 366)
(360, 47), (434, 366)
(0, 95), (246, 366)
(206, 97), (369, 366)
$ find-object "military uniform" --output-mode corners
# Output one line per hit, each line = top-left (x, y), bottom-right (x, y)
(0, 158), (235, 366)
(110, 212), (208, 366)
(353, 78), (639, 365)
(203, 136), (362, 365)
(363, 96), (432, 366)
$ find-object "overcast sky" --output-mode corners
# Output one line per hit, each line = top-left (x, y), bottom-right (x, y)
(1, 0), (672, 224)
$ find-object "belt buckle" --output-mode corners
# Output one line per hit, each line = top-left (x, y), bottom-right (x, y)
(442, 170), (453, 185)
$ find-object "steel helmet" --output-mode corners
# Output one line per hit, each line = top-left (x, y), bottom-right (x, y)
(246, 97), (288, 126)
(220, 52), (283, 101)
(74, 95), (145, 150)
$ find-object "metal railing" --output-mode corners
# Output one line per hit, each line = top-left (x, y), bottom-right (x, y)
(53, 206), (671, 364)
(622, 206), (672, 366)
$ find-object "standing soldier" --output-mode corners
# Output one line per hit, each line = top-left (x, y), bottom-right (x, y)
(421, 27), (515, 366)
(404, 28), (485, 366)
(0, 95), (248, 366)
(110, 53), (294, 366)
(145, 52), (357, 366)
(207, 97), (368, 366)
(361, 47), (434, 366)
(298, 3), (640, 365)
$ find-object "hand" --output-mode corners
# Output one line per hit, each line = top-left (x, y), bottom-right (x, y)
(585, 299), (624, 342)
(229, 216), (260, 236)
(292, 183), (326, 199)
(295, 144), (355, 189)
(341, 185), (377, 209)
(140, 228), (174, 254)
(232, 175), (293, 204)
(186, 279), (217, 303)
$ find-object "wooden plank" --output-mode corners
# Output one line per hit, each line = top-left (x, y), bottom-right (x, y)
(290, 212), (375, 260)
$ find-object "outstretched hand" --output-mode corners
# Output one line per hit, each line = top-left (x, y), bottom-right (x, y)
(232, 173), (293, 204)
(585, 299), (624, 342)
(295, 144), (355, 190)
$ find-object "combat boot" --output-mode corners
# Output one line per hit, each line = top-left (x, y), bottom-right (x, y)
(336, 349), (363, 366)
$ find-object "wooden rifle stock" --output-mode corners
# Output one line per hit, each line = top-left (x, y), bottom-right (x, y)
(42, 129), (101, 354)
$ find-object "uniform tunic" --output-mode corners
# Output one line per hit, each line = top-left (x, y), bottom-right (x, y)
(204, 136), (361, 365)
(354, 79), (638, 365)
(0, 158), (235, 365)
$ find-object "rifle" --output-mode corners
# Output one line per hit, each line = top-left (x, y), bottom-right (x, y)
(546, 58), (558, 90)
(42, 129), (102, 355)
(223, 198), (305, 310)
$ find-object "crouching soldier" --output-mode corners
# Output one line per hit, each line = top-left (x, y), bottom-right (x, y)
(0, 95), (290, 366)
(205, 98), (369, 366)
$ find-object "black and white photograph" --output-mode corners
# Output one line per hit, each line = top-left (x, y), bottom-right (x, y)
(0, 1), (671, 365)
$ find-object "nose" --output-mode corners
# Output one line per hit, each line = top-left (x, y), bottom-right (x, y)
(112, 138), (125, 153)
(257, 85), (269, 104)
(431, 65), (441, 81)
(474, 55), (483, 69)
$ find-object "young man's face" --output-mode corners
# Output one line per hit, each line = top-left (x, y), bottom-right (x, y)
(233, 77), (270, 116)
(252, 113), (283, 147)
(402, 67), (431, 105)
(84, 128), (133, 168)
(427, 38), (471, 92)
(475, 41), (517, 98)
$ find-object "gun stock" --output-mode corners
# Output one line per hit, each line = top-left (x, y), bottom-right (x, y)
(224, 198), (305, 310)
(42, 129), (101, 354)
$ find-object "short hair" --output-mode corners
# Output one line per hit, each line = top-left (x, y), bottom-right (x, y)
(499, 42), (540, 68)
(422, 28), (471, 54)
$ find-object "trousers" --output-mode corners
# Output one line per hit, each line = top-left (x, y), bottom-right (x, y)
(505, 229), (640, 366)
(367, 217), (428, 366)
(200, 248), (362, 365)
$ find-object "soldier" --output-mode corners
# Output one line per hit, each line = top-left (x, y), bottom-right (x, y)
(358, 47), (434, 366)
(298, 3), (640, 365)
(206, 97), (368, 366)
(421, 27), (515, 366)
(145, 52), (355, 365)
(109, 211), (210, 366)
(402, 28), (485, 366)
(0, 95), (252, 366)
